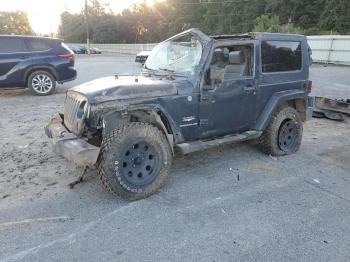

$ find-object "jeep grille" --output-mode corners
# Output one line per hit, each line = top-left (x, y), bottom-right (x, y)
(64, 92), (87, 134)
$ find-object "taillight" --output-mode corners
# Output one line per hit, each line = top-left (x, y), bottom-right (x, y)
(58, 53), (74, 59)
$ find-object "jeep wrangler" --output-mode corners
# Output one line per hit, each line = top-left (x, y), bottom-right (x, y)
(45, 29), (313, 200)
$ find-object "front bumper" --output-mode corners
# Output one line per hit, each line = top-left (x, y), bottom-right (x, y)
(45, 113), (99, 167)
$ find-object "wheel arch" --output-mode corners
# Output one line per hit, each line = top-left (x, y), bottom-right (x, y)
(24, 66), (58, 85)
(100, 105), (182, 154)
(129, 108), (175, 152)
(254, 90), (308, 131)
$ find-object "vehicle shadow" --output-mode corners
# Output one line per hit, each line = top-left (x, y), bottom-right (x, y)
(0, 85), (71, 97)
(62, 140), (262, 203)
(0, 88), (30, 97)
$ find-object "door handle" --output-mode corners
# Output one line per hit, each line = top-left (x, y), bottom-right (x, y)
(201, 94), (215, 103)
(19, 55), (29, 59)
(201, 95), (210, 101)
(243, 85), (256, 92)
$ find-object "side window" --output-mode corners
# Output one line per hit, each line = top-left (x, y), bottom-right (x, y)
(261, 41), (301, 72)
(27, 38), (52, 52)
(210, 45), (253, 81)
(0, 38), (28, 53)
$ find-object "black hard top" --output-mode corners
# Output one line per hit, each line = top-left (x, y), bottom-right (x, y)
(211, 32), (306, 41)
(166, 28), (307, 43)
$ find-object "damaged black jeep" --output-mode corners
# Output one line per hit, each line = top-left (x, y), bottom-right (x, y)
(45, 29), (313, 200)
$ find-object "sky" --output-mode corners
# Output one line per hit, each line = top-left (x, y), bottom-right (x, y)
(0, 0), (154, 35)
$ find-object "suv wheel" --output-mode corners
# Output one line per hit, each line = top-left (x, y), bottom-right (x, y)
(97, 122), (172, 200)
(259, 106), (303, 156)
(28, 70), (56, 96)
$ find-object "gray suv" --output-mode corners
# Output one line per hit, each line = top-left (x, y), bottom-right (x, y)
(45, 29), (313, 200)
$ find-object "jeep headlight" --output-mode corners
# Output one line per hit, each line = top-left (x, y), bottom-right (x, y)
(77, 101), (89, 118)
(76, 101), (89, 131)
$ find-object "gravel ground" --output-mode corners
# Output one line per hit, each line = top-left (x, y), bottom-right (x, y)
(0, 54), (349, 262)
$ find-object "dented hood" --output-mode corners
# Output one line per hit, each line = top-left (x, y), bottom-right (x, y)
(69, 75), (178, 104)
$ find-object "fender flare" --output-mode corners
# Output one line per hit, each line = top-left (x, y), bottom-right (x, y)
(128, 105), (183, 154)
(254, 90), (308, 131)
(100, 104), (183, 155)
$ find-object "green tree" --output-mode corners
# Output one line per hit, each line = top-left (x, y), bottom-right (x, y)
(253, 14), (304, 34)
(319, 0), (350, 34)
(0, 11), (34, 35)
(88, 0), (105, 16)
(280, 22), (304, 34)
(252, 14), (281, 32)
(57, 0), (350, 44)
(58, 11), (85, 42)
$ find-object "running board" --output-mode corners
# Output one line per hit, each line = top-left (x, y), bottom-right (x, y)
(176, 130), (262, 154)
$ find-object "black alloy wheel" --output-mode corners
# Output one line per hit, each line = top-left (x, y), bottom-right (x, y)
(120, 142), (160, 187)
(97, 122), (172, 200)
(278, 119), (300, 152)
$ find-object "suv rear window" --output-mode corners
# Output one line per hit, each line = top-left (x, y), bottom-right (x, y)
(27, 38), (52, 51)
(0, 38), (28, 53)
(61, 42), (72, 53)
(261, 41), (302, 73)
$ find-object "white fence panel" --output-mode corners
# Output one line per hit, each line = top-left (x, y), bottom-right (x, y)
(91, 43), (157, 54)
(307, 36), (350, 65)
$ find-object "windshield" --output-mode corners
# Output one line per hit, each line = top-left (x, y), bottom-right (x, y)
(145, 34), (203, 75)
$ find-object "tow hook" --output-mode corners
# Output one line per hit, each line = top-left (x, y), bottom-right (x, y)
(69, 166), (89, 189)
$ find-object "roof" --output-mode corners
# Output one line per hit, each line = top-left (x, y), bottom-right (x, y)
(211, 32), (306, 41)
(210, 33), (255, 40)
(0, 35), (62, 41)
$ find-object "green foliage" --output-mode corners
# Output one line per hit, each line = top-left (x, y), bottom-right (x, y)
(319, 0), (350, 34)
(253, 15), (304, 34)
(280, 23), (304, 34)
(0, 11), (34, 35)
(58, 12), (86, 43)
(253, 15), (281, 32)
(58, 0), (350, 44)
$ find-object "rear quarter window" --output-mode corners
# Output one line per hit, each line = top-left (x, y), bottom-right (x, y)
(27, 38), (53, 52)
(261, 41), (302, 73)
(61, 42), (73, 52)
(0, 38), (28, 53)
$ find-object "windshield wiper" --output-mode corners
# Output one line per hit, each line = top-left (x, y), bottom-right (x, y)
(143, 66), (186, 78)
(142, 66), (165, 76)
(158, 67), (187, 78)
(158, 67), (175, 73)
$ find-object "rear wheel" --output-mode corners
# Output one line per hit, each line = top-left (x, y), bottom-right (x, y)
(28, 70), (56, 96)
(259, 106), (303, 156)
(97, 122), (172, 200)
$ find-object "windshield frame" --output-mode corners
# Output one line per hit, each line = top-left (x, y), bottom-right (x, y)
(143, 29), (212, 86)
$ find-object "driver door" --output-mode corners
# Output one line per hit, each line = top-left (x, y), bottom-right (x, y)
(199, 44), (258, 139)
(0, 37), (30, 87)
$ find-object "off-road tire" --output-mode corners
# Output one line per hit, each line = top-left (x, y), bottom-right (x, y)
(28, 70), (56, 96)
(97, 122), (172, 200)
(259, 106), (303, 156)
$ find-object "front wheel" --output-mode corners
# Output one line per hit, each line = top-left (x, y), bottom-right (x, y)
(259, 106), (303, 156)
(97, 122), (172, 200)
(28, 70), (56, 96)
